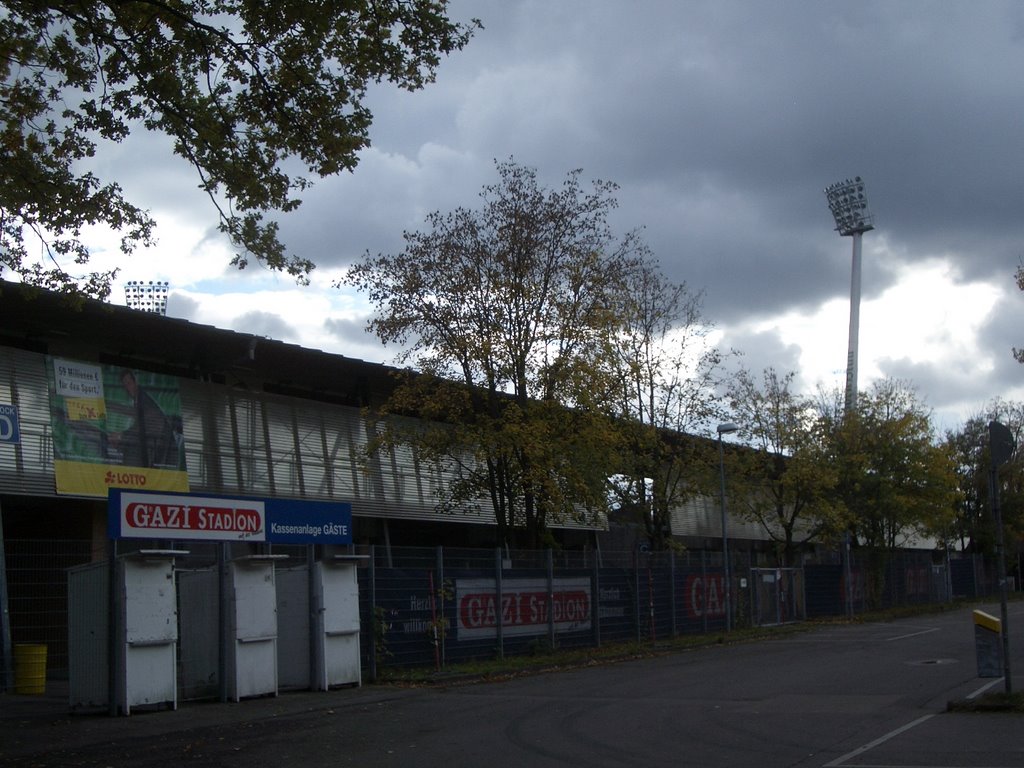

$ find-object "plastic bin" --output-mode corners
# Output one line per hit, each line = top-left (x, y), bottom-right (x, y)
(13, 643), (47, 695)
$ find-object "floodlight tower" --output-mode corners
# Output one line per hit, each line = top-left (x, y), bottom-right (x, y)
(825, 177), (874, 620)
(824, 177), (874, 412)
(124, 280), (170, 316)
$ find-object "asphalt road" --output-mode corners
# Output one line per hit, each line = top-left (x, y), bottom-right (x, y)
(2, 603), (1022, 767)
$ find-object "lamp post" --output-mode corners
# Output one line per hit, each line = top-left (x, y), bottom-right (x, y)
(717, 422), (739, 631)
(989, 420), (1015, 694)
(825, 177), (874, 617)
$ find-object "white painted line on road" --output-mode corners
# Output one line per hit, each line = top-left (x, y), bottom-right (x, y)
(822, 714), (934, 767)
(966, 678), (1004, 700)
(882, 627), (939, 642)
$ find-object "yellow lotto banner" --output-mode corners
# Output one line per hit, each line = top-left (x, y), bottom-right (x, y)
(48, 357), (189, 497)
(54, 461), (190, 497)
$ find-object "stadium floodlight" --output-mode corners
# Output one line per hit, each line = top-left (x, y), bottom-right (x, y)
(124, 280), (170, 316)
(825, 177), (874, 236)
(824, 177), (874, 412)
(825, 177), (875, 620)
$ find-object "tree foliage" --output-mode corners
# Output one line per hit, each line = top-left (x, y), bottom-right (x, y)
(821, 379), (958, 551)
(0, 1), (478, 297)
(1015, 264), (1024, 363)
(606, 261), (725, 550)
(344, 160), (646, 548)
(944, 400), (1024, 557)
(725, 368), (842, 565)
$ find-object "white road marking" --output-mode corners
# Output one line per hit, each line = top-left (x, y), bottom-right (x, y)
(822, 714), (934, 767)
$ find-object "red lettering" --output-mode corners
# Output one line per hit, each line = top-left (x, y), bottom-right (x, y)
(685, 575), (726, 618)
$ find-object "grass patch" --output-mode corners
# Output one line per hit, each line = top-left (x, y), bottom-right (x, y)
(948, 691), (1024, 713)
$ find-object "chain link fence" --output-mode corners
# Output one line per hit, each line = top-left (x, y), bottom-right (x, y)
(0, 539), (1008, 691)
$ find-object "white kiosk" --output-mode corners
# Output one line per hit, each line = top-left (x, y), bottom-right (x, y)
(117, 550), (185, 714)
(313, 555), (367, 689)
(69, 549), (186, 714)
(226, 554), (288, 701)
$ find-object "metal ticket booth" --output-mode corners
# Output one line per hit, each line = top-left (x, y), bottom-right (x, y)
(91, 489), (356, 714)
(68, 549), (186, 714)
(226, 554), (287, 701)
(313, 555), (367, 689)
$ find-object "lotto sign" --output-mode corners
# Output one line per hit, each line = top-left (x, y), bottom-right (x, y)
(456, 577), (592, 639)
(0, 404), (20, 444)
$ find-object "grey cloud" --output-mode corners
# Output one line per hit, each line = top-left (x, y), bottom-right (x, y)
(91, 0), (1024, 428)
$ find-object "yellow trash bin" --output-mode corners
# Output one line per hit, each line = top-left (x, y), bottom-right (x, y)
(13, 643), (47, 695)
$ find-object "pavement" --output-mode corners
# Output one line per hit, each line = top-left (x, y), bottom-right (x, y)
(1, 608), (1022, 767)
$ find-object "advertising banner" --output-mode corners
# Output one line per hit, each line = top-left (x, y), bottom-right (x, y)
(108, 489), (352, 545)
(455, 577), (591, 639)
(48, 358), (188, 496)
(0, 404), (20, 444)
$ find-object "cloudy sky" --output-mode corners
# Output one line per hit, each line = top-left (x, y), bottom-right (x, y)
(84, 0), (1024, 433)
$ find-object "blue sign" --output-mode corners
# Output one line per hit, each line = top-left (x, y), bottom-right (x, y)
(266, 499), (353, 545)
(108, 488), (352, 544)
(0, 404), (20, 444)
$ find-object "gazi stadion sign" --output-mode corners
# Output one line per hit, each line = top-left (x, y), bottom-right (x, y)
(108, 489), (352, 545)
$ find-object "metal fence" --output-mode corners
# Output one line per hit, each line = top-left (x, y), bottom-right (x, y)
(0, 540), (1008, 692)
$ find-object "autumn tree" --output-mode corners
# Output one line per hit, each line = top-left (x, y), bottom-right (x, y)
(1, 1), (478, 297)
(606, 261), (725, 550)
(344, 160), (646, 548)
(724, 368), (842, 565)
(821, 379), (959, 606)
(944, 401), (1024, 558)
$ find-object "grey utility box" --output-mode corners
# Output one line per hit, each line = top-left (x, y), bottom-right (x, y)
(68, 550), (185, 714)
(227, 555), (286, 701)
(312, 555), (366, 689)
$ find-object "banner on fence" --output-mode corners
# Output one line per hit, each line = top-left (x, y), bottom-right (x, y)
(456, 577), (592, 639)
(683, 572), (727, 619)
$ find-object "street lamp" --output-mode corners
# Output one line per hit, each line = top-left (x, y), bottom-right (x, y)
(717, 422), (739, 631)
(824, 177), (874, 412)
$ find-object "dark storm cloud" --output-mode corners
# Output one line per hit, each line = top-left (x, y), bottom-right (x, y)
(109, 0), (1024, 423)
(269, 1), (1024, 324)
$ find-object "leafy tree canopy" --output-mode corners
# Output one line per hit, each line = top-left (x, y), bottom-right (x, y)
(1, 1), (478, 297)
(823, 378), (958, 551)
(944, 400), (1024, 555)
(725, 367), (843, 565)
(606, 261), (726, 551)
(344, 159), (649, 548)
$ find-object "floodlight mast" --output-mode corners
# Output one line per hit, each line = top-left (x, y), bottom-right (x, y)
(825, 177), (874, 619)
(825, 177), (874, 412)
(124, 280), (170, 316)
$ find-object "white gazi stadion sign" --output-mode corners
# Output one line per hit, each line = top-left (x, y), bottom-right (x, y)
(456, 577), (592, 639)
(113, 490), (266, 542)
(107, 489), (353, 545)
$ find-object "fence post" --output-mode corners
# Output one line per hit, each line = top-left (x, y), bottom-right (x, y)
(547, 549), (555, 649)
(634, 550), (641, 644)
(368, 545), (377, 683)
(701, 550), (708, 634)
(495, 548), (504, 660)
(592, 552), (601, 648)
(436, 546), (445, 668)
(669, 550), (676, 638)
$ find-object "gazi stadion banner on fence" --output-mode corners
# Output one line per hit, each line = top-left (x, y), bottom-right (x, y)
(108, 489), (353, 545)
(47, 357), (189, 496)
